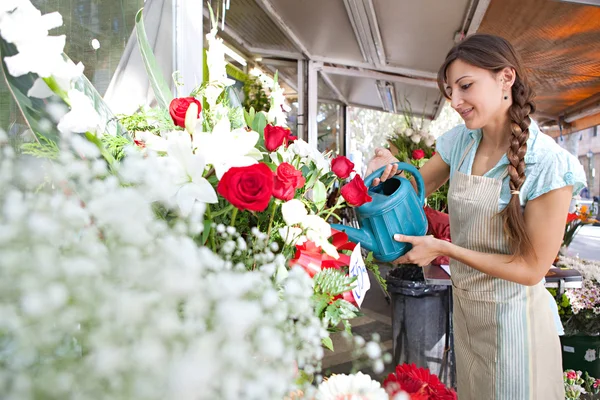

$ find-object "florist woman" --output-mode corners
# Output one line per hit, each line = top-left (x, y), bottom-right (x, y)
(367, 34), (586, 399)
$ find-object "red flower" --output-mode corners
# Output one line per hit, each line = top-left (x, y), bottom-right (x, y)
(217, 163), (274, 212)
(264, 124), (292, 152)
(566, 213), (579, 224)
(566, 371), (578, 381)
(412, 149), (425, 160)
(273, 163), (306, 201)
(169, 97), (202, 128)
(286, 132), (298, 146)
(341, 175), (372, 207)
(384, 364), (457, 400)
(289, 241), (324, 277)
(331, 156), (355, 179)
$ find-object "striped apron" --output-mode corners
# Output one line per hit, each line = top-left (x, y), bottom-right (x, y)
(448, 141), (564, 399)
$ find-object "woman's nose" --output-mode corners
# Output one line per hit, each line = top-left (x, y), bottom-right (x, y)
(451, 93), (463, 110)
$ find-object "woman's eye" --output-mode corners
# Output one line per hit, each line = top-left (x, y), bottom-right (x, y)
(461, 83), (472, 90)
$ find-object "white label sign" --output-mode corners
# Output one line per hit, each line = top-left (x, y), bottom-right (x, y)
(349, 243), (371, 308)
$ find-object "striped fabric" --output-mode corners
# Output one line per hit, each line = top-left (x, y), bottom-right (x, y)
(447, 142), (564, 399)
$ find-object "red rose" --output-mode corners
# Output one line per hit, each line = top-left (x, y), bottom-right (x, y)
(169, 97), (202, 128)
(217, 163), (274, 211)
(286, 133), (298, 147)
(264, 124), (291, 152)
(412, 149), (425, 160)
(273, 163), (306, 201)
(331, 155), (355, 179)
(341, 175), (372, 207)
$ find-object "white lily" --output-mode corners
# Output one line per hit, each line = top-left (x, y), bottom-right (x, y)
(56, 89), (101, 135)
(267, 80), (290, 127)
(204, 26), (234, 109)
(134, 131), (169, 153)
(162, 131), (217, 216)
(193, 118), (261, 179)
(0, 2), (66, 78)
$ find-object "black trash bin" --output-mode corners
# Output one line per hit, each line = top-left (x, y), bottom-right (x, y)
(387, 265), (455, 387)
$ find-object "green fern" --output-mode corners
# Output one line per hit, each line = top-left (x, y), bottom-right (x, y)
(21, 136), (59, 160)
(313, 268), (356, 296)
(100, 134), (132, 161)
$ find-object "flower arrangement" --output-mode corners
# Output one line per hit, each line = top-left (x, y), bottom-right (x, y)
(0, 1), (389, 397)
(551, 256), (600, 336)
(563, 205), (598, 249)
(564, 369), (600, 400)
(383, 363), (457, 400)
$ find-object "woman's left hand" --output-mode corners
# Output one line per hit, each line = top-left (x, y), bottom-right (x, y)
(392, 234), (447, 267)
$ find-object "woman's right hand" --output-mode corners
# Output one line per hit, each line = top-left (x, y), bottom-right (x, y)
(365, 148), (401, 186)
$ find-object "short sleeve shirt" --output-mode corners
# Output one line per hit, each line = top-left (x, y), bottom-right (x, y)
(436, 121), (587, 210)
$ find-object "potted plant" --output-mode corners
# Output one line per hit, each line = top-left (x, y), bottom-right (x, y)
(551, 256), (600, 377)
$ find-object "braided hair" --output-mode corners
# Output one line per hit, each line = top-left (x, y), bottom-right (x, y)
(437, 34), (535, 258)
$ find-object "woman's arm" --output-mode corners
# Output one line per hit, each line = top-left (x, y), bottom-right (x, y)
(366, 148), (450, 197)
(394, 185), (573, 286)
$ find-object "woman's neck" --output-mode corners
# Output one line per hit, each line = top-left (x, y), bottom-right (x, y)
(481, 115), (511, 151)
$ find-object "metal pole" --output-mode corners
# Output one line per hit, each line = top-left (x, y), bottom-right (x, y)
(308, 61), (318, 148)
(297, 59), (307, 142)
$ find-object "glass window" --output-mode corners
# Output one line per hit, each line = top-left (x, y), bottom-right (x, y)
(317, 102), (343, 154)
(1, 0), (144, 132)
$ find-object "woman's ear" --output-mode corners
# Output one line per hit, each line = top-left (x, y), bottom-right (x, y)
(499, 67), (516, 90)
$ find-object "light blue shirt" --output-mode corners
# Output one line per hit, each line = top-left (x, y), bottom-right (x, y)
(436, 120), (587, 210)
(436, 120), (587, 336)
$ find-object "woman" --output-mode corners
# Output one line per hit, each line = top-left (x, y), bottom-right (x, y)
(367, 34), (586, 399)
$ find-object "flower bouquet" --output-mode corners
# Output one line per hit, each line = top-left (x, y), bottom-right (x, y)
(551, 256), (600, 336)
(0, 1), (388, 398)
(564, 369), (600, 400)
(563, 205), (598, 250)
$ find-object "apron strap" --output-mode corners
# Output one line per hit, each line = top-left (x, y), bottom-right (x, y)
(457, 139), (476, 171)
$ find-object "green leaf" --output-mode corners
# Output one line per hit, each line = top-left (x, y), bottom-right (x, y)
(313, 293), (330, 317)
(322, 336), (334, 352)
(201, 220), (212, 245)
(135, 8), (173, 110)
(313, 180), (327, 211)
(244, 108), (255, 127)
(251, 111), (267, 135)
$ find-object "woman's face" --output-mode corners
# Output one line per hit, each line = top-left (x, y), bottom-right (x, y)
(444, 59), (507, 130)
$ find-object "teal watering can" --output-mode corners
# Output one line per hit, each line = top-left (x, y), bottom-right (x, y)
(331, 162), (428, 262)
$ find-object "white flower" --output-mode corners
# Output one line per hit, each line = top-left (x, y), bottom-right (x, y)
(0, 2), (67, 78)
(204, 26), (234, 108)
(162, 131), (218, 215)
(279, 226), (306, 246)
(281, 199), (308, 226)
(404, 128), (414, 137)
(57, 89), (101, 134)
(135, 131), (169, 153)
(193, 118), (261, 179)
(316, 372), (388, 400)
(410, 133), (422, 144)
(267, 80), (290, 127)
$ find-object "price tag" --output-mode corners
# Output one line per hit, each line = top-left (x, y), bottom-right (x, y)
(349, 243), (370, 308)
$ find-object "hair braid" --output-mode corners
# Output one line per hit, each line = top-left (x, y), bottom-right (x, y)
(502, 78), (536, 257)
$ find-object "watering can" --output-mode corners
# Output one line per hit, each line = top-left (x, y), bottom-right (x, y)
(331, 162), (428, 262)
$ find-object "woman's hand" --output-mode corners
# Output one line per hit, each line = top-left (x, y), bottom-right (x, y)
(392, 234), (448, 267)
(365, 148), (400, 186)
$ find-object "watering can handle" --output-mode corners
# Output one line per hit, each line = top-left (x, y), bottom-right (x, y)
(363, 162), (426, 206)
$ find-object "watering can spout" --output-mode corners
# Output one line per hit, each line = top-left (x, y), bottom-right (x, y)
(330, 224), (376, 253)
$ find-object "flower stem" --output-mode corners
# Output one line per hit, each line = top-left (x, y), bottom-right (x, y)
(205, 205), (217, 252)
(267, 201), (277, 236)
(230, 208), (238, 226)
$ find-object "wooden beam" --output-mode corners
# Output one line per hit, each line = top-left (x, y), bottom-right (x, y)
(545, 111), (600, 138)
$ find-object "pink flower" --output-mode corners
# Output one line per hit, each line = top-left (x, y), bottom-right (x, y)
(566, 371), (577, 381)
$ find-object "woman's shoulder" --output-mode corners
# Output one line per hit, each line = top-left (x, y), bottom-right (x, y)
(525, 123), (587, 200)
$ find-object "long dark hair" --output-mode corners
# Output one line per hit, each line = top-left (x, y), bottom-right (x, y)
(437, 34), (536, 258)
